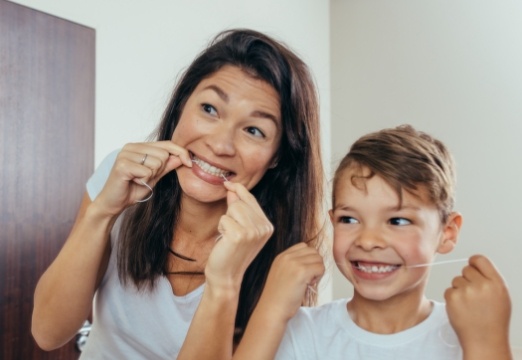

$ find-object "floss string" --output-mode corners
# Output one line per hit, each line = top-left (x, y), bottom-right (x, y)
(135, 179), (153, 203)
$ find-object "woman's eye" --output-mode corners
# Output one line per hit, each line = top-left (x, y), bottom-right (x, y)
(339, 216), (358, 224)
(245, 126), (265, 138)
(202, 104), (217, 116)
(389, 217), (411, 226)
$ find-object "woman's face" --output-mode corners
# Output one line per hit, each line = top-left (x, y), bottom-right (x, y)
(172, 65), (282, 204)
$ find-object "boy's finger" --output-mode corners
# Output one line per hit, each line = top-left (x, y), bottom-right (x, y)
(468, 255), (505, 282)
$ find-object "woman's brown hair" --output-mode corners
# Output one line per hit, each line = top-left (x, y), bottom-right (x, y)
(118, 29), (325, 339)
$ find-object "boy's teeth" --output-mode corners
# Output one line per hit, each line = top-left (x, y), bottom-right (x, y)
(192, 157), (229, 177)
(356, 262), (399, 273)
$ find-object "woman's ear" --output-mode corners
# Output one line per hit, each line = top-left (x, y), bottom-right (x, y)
(437, 212), (463, 254)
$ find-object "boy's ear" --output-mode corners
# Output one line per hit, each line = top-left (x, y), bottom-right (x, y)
(328, 209), (334, 224)
(437, 212), (463, 254)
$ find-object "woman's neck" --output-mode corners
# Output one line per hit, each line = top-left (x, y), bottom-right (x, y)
(174, 195), (227, 247)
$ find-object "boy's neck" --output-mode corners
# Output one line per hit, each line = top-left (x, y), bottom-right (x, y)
(346, 293), (433, 334)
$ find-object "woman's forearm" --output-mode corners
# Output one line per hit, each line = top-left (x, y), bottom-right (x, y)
(32, 193), (115, 350)
(177, 282), (240, 359)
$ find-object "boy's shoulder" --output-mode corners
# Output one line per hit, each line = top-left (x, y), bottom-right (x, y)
(289, 299), (451, 336)
(290, 298), (349, 329)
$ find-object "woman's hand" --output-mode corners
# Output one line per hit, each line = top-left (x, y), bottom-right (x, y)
(445, 255), (512, 359)
(204, 181), (273, 291)
(94, 141), (192, 215)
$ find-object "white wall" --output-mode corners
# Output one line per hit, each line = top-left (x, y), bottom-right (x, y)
(7, 0), (333, 302)
(9, 0), (331, 172)
(331, 0), (522, 349)
(10, 0), (332, 302)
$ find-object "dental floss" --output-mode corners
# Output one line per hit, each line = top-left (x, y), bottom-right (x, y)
(135, 179), (153, 203)
(406, 258), (468, 268)
(306, 284), (317, 306)
(221, 173), (228, 182)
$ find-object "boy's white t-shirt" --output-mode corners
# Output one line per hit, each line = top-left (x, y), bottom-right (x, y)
(275, 298), (463, 360)
(80, 150), (205, 359)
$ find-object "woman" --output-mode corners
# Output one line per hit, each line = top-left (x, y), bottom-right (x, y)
(31, 28), (325, 359)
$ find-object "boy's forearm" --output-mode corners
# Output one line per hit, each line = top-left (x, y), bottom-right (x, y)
(462, 338), (513, 360)
(233, 300), (290, 360)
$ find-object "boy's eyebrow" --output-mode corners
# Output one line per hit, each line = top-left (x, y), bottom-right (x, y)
(332, 204), (422, 212)
(331, 204), (355, 211)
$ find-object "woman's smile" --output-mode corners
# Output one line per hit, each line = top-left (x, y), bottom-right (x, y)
(172, 65), (282, 203)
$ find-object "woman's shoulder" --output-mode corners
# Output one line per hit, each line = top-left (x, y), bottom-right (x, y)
(86, 149), (120, 200)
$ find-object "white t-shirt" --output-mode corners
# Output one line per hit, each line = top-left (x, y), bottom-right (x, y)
(80, 150), (204, 359)
(275, 298), (463, 360)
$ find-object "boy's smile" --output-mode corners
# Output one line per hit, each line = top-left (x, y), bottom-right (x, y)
(329, 166), (454, 302)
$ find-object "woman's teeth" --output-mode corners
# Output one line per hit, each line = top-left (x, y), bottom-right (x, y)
(191, 156), (231, 177)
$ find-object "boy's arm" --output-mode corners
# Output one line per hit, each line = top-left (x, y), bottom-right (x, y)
(445, 255), (512, 360)
(232, 243), (325, 360)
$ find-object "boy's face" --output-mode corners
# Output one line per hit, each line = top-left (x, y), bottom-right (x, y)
(329, 167), (459, 302)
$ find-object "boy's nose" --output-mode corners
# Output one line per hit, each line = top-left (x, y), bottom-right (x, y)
(354, 230), (387, 250)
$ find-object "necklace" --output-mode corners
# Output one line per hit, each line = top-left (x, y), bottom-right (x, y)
(165, 246), (204, 276)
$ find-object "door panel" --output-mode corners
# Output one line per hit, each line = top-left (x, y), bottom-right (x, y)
(0, 1), (95, 358)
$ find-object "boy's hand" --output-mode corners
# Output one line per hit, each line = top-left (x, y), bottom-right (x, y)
(256, 243), (325, 322)
(445, 255), (512, 359)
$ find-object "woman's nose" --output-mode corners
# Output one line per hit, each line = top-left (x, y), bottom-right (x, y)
(206, 123), (236, 156)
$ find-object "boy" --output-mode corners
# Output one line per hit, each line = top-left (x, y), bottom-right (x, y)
(234, 125), (512, 359)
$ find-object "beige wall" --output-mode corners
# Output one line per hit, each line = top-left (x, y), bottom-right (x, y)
(331, 0), (522, 349)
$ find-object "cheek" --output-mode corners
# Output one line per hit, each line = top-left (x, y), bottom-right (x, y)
(332, 235), (350, 262)
(171, 121), (190, 143)
(242, 148), (275, 173)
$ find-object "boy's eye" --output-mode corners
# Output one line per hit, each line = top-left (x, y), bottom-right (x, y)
(339, 216), (359, 224)
(389, 217), (411, 226)
(202, 103), (217, 116)
(245, 126), (265, 138)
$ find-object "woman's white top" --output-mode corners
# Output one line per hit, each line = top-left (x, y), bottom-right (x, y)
(80, 150), (204, 359)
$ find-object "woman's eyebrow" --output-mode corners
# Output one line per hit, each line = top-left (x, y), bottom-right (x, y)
(203, 84), (279, 125)
(251, 110), (278, 124)
(203, 85), (229, 102)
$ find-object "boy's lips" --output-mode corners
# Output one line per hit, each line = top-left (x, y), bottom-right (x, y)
(351, 260), (401, 274)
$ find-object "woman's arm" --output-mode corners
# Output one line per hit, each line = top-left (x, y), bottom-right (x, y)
(178, 181), (285, 359)
(32, 193), (114, 350)
(32, 141), (193, 351)
(445, 255), (513, 360)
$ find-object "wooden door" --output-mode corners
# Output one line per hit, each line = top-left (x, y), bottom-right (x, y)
(0, 1), (95, 358)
